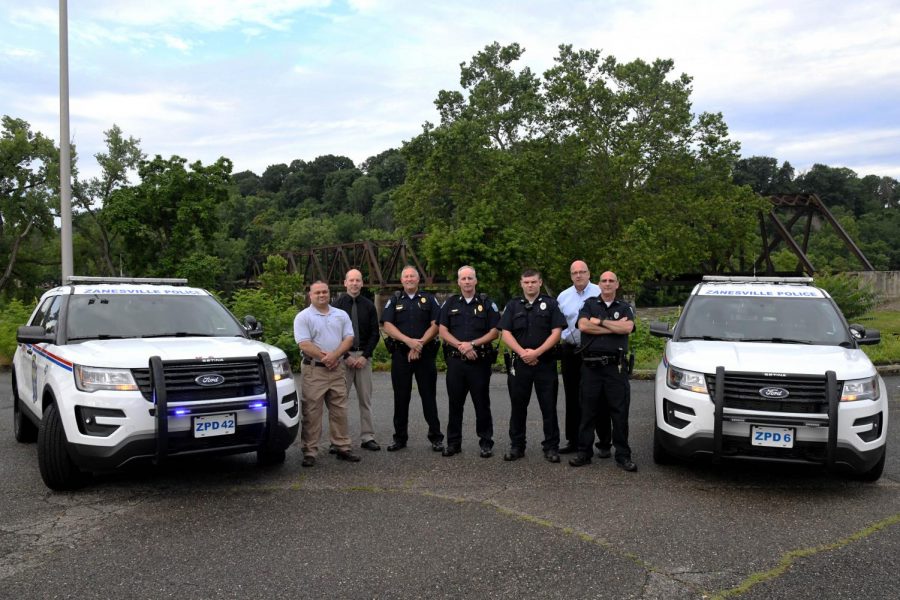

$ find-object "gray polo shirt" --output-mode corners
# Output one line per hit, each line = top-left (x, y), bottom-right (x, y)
(293, 305), (354, 352)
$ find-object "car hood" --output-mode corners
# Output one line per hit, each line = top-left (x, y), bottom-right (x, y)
(56, 337), (288, 368)
(665, 340), (876, 380)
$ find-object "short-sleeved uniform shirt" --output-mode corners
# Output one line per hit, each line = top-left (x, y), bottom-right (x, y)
(380, 290), (440, 338)
(293, 305), (354, 353)
(499, 295), (567, 350)
(577, 297), (636, 354)
(438, 294), (500, 342)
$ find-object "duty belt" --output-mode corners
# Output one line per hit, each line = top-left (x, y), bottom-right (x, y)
(582, 352), (619, 367)
(302, 358), (328, 368)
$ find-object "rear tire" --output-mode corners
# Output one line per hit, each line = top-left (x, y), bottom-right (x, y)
(12, 372), (38, 443)
(653, 425), (675, 465)
(38, 402), (88, 491)
(854, 448), (885, 482)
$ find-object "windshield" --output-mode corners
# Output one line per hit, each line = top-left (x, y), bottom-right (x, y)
(66, 293), (246, 340)
(677, 296), (851, 346)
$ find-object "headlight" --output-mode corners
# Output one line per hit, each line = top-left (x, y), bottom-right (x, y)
(271, 357), (293, 382)
(841, 377), (879, 402)
(667, 364), (708, 394)
(74, 365), (138, 392)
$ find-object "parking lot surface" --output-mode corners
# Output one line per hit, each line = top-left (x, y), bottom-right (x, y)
(2, 371), (898, 599)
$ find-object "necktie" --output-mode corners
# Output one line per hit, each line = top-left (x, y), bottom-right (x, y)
(351, 297), (360, 348)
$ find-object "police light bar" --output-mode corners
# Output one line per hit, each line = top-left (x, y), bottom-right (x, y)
(66, 276), (189, 285)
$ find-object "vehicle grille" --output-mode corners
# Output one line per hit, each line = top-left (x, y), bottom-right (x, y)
(705, 372), (835, 414)
(131, 359), (266, 403)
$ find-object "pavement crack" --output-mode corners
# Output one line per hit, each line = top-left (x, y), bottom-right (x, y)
(708, 512), (900, 599)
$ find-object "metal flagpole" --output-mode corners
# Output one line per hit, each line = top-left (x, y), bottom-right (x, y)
(59, 0), (73, 280)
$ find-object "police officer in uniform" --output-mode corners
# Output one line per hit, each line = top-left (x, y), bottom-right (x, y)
(499, 269), (567, 463)
(380, 265), (445, 452)
(569, 271), (638, 472)
(438, 265), (500, 458)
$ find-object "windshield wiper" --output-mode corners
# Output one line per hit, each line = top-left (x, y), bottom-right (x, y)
(678, 335), (729, 341)
(140, 332), (218, 338)
(741, 337), (813, 344)
(68, 334), (129, 341)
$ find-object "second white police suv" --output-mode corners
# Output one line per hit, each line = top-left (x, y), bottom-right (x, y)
(650, 276), (888, 480)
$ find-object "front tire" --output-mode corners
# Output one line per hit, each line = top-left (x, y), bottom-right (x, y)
(854, 448), (885, 482)
(12, 372), (38, 443)
(38, 402), (88, 491)
(653, 425), (676, 465)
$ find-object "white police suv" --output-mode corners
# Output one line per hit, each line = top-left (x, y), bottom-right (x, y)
(650, 276), (887, 480)
(12, 277), (299, 490)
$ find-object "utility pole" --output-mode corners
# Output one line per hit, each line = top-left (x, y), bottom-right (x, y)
(59, 0), (73, 280)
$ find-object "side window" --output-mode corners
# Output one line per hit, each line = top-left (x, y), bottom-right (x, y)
(42, 295), (62, 333)
(28, 297), (54, 327)
(29, 296), (62, 333)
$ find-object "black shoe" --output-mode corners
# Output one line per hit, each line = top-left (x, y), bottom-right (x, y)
(480, 447), (494, 458)
(328, 444), (337, 455)
(595, 446), (612, 459)
(616, 459), (638, 472)
(431, 441), (445, 452)
(361, 440), (381, 451)
(558, 443), (577, 454)
(335, 450), (361, 462)
(387, 442), (407, 452)
(544, 449), (560, 463)
(442, 446), (461, 457)
(301, 455), (316, 468)
(568, 454), (592, 467)
(503, 448), (525, 461)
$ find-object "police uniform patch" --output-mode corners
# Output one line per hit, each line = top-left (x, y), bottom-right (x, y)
(491, 302), (498, 312)
(385, 299), (392, 308)
(539, 302), (547, 310)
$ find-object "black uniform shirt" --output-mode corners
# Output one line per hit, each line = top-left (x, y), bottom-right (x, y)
(438, 294), (500, 342)
(578, 296), (636, 354)
(380, 290), (440, 339)
(499, 295), (567, 350)
(332, 293), (380, 358)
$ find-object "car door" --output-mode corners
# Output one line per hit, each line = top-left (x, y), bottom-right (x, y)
(17, 295), (62, 414)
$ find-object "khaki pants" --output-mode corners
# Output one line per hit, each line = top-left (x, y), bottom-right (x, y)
(344, 351), (375, 443)
(300, 362), (351, 456)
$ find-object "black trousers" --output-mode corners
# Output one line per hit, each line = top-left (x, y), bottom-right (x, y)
(507, 358), (560, 451)
(390, 350), (443, 444)
(445, 357), (493, 449)
(560, 347), (611, 448)
(578, 363), (631, 462)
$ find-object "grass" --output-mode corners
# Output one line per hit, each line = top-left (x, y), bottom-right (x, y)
(854, 309), (900, 366)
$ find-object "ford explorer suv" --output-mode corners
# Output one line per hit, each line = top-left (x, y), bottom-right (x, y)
(12, 277), (299, 490)
(650, 276), (887, 480)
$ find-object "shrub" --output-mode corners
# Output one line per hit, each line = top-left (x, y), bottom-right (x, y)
(814, 273), (879, 321)
(0, 299), (36, 365)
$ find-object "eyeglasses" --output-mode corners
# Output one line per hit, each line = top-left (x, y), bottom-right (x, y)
(600, 279), (617, 283)
(570, 271), (588, 275)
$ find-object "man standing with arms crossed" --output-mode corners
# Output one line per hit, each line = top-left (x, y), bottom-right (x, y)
(499, 268), (567, 463)
(381, 265), (445, 452)
(294, 280), (360, 467)
(333, 268), (382, 452)
(438, 265), (500, 458)
(570, 271), (637, 472)
(557, 260), (611, 456)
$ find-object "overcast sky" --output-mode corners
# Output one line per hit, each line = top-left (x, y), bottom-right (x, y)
(2, 0), (899, 182)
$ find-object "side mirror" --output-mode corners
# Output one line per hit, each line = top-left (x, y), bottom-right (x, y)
(849, 324), (881, 345)
(243, 315), (264, 340)
(649, 321), (673, 339)
(17, 325), (55, 344)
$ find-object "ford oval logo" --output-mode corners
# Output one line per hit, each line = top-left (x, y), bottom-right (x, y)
(195, 374), (225, 387)
(759, 386), (789, 399)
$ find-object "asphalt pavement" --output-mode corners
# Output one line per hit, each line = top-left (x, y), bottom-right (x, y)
(1, 370), (898, 599)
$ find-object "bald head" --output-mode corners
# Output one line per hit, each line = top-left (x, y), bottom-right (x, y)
(569, 260), (590, 292)
(344, 269), (363, 297)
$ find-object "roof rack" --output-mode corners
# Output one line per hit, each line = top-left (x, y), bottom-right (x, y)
(66, 276), (189, 285)
(701, 275), (814, 284)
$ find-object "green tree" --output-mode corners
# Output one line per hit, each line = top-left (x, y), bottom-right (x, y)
(103, 155), (232, 279)
(73, 124), (145, 275)
(0, 116), (59, 294)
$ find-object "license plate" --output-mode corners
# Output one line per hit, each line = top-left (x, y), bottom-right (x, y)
(751, 425), (794, 448)
(193, 413), (236, 438)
